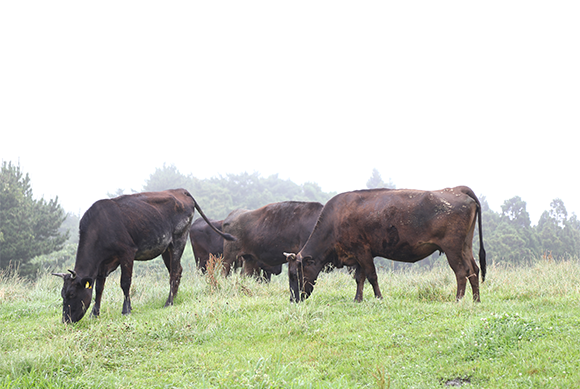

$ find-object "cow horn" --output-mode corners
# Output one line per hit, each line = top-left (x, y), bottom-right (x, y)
(284, 252), (297, 261)
(68, 269), (77, 279)
(52, 272), (67, 278)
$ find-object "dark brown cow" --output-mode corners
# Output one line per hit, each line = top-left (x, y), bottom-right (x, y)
(53, 189), (234, 323)
(285, 186), (486, 302)
(222, 201), (324, 281)
(189, 217), (225, 274)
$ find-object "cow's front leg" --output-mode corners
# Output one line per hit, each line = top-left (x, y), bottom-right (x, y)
(366, 267), (383, 299)
(243, 256), (265, 280)
(361, 253), (383, 299)
(91, 275), (106, 317)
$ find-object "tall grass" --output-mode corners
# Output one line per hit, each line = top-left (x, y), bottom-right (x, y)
(206, 254), (224, 293)
(1, 258), (580, 388)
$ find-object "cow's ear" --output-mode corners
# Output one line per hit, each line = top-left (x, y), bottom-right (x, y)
(284, 252), (297, 262)
(81, 277), (93, 290)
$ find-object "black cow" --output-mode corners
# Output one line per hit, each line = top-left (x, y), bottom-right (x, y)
(285, 186), (486, 303)
(189, 217), (225, 274)
(222, 201), (323, 281)
(53, 189), (234, 323)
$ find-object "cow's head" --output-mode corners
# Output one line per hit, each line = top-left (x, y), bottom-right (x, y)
(53, 270), (93, 323)
(284, 252), (319, 302)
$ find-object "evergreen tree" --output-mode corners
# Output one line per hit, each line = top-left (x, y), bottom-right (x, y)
(0, 162), (68, 276)
(536, 199), (580, 258)
(537, 211), (565, 257)
(143, 163), (195, 192)
(476, 196), (538, 264)
(501, 196), (532, 229)
(366, 169), (395, 189)
(549, 198), (567, 227)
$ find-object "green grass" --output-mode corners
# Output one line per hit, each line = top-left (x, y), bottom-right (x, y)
(2, 257), (580, 388)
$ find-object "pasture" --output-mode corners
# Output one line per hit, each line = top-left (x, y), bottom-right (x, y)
(1, 252), (580, 388)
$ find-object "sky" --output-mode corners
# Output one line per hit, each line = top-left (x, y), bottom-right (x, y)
(1, 1), (579, 225)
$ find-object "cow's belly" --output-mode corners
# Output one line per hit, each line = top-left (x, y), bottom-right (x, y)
(134, 234), (172, 260)
(376, 242), (440, 263)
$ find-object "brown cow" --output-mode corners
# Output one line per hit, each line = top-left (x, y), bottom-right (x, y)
(53, 189), (234, 323)
(189, 217), (244, 274)
(189, 217), (225, 274)
(285, 186), (486, 302)
(222, 201), (324, 281)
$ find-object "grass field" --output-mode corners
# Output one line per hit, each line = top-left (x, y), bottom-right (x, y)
(1, 254), (580, 388)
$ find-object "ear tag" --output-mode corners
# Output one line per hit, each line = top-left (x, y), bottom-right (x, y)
(86, 281), (92, 289)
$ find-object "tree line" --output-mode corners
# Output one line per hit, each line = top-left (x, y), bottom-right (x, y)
(479, 195), (580, 264)
(137, 164), (336, 220)
(1, 162), (579, 278)
(0, 162), (68, 276)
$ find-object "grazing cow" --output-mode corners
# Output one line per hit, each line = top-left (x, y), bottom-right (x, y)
(53, 189), (234, 323)
(285, 186), (486, 303)
(189, 217), (225, 273)
(222, 201), (324, 281)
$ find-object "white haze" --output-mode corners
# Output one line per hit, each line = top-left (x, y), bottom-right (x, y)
(1, 1), (579, 225)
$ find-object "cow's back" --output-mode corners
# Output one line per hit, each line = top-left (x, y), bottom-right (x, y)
(248, 202), (321, 254)
(224, 201), (323, 266)
(331, 188), (476, 232)
(111, 189), (195, 259)
(304, 188), (478, 263)
(250, 202), (321, 245)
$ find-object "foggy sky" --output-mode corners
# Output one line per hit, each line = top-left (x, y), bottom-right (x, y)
(1, 1), (579, 225)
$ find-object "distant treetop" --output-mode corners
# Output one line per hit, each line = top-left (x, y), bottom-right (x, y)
(140, 165), (337, 219)
(366, 168), (396, 189)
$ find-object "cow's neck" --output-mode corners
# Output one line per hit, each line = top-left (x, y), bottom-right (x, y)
(73, 241), (103, 279)
(302, 216), (336, 266)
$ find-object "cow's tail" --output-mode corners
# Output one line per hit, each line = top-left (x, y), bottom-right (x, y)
(459, 186), (486, 282)
(185, 191), (236, 241)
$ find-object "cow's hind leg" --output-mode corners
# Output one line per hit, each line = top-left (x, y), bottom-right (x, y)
(221, 247), (236, 277)
(463, 210), (481, 302)
(162, 238), (186, 307)
(162, 249), (180, 307)
(445, 250), (469, 301)
(466, 255), (481, 302)
(120, 259), (134, 315)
